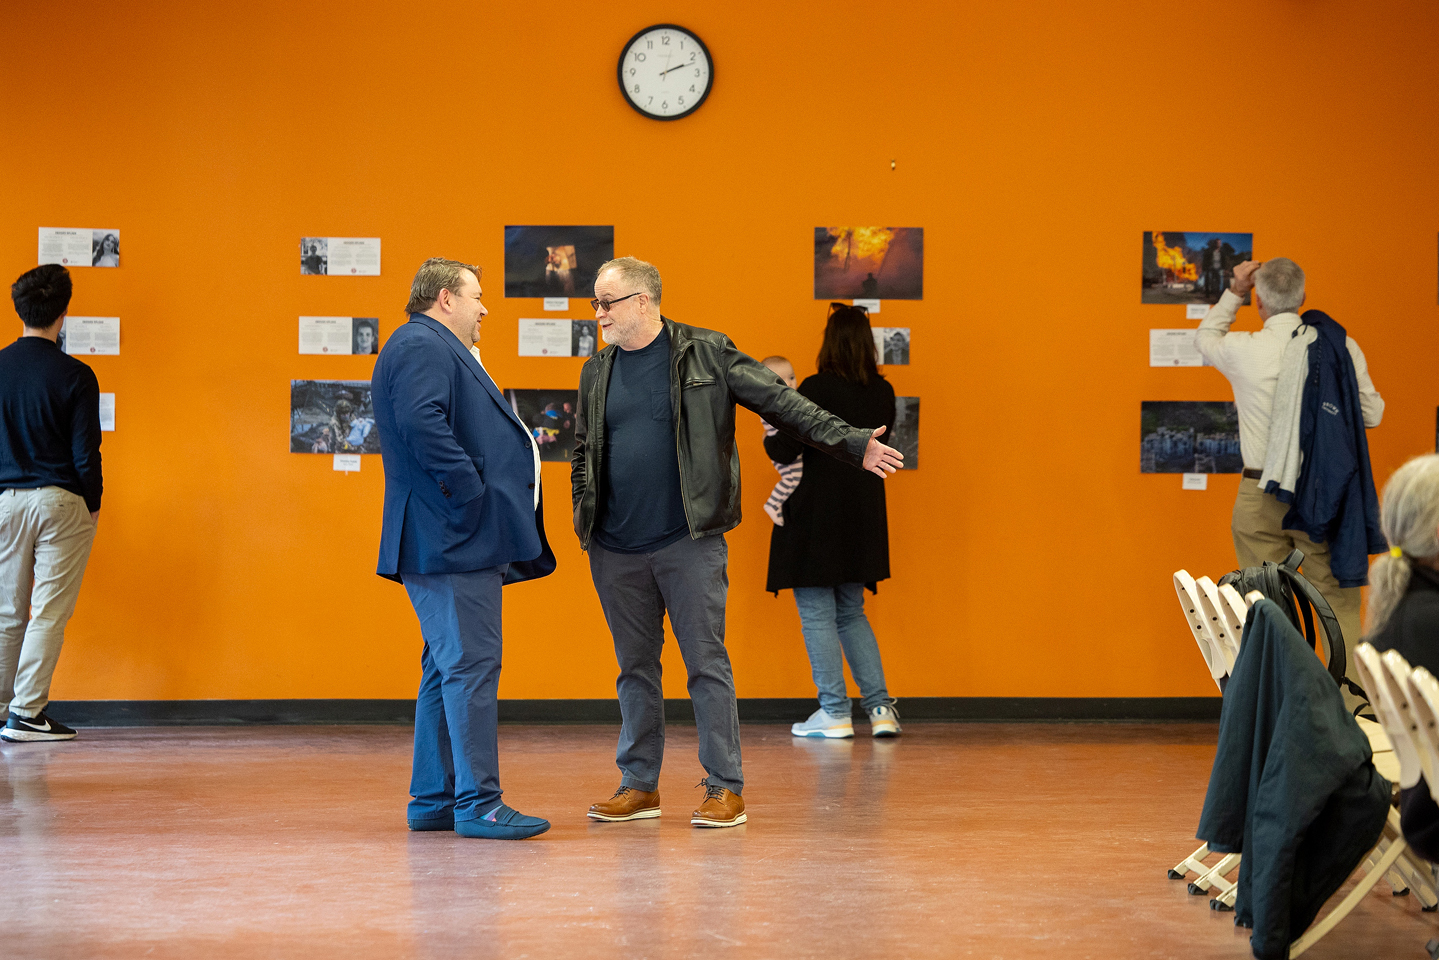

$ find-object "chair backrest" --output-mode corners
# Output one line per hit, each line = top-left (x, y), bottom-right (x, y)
(1352, 643), (1421, 789)
(1196, 577), (1240, 675)
(1403, 665), (1439, 803)
(1173, 570), (1228, 690)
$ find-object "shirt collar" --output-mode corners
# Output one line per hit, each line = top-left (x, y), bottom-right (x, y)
(1262, 312), (1303, 330)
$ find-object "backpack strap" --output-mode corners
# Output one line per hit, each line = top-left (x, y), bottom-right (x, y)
(1276, 552), (1350, 689)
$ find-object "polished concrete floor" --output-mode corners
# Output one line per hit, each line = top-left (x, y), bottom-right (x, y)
(1, 722), (1435, 959)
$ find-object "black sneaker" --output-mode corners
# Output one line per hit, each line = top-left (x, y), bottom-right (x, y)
(1, 711), (77, 742)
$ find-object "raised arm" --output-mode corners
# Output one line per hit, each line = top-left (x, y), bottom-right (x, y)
(1195, 260), (1260, 373)
(725, 341), (902, 477)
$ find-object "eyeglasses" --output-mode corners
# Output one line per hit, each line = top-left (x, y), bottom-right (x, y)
(829, 301), (868, 315)
(591, 291), (642, 312)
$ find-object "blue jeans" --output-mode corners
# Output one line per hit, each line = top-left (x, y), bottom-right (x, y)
(403, 566), (507, 824)
(792, 583), (890, 718)
(589, 535), (743, 795)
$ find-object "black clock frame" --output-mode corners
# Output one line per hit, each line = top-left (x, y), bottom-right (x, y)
(617, 23), (713, 121)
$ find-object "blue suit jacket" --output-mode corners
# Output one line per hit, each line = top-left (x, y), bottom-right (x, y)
(372, 314), (555, 584)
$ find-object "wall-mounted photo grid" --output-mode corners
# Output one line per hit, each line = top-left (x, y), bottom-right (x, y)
(1140, 401), (1241, 474)
(290, 380), (378, 454)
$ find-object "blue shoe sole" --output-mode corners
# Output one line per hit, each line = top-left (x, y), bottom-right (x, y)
(454, 818), (551, 840)
(407, 817), (455, 832)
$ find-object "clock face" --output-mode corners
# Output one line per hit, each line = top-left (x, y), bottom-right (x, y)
(618, 24), (712, 121)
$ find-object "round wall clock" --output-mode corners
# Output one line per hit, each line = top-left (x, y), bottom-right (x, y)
(617, 24), (713, 121)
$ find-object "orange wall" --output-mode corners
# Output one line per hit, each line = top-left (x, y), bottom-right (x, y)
(3, 0), (1438, 702)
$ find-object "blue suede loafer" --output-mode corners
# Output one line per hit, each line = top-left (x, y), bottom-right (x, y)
(407, 815), (455, 832)
(454, 803), (551, 840)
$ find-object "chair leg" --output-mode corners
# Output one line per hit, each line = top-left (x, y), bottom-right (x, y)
(1289, 835), (1408, 958)
(1190, 853), (1241, 895)
(1170, 842), (1211, 880)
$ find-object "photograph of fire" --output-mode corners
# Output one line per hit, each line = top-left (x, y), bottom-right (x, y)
(1141, 231), (1252, 305)
(813, 227), (923, 300)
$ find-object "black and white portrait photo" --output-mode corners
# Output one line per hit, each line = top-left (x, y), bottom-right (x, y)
(300, 237), (329, 275)
(91, 230), (120, 268)
(352, 318), (379, 355)
(572, 320), (598, 357)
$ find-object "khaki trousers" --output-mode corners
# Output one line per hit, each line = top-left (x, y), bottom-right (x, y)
(1232, 477), (1361, 706)
(0, 487), (97, 718)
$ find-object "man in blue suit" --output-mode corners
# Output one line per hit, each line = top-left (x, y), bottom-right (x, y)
(372, 257), (555, 840)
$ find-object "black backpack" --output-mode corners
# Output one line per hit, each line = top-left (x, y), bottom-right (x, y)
(1217, 549), (1368, 709)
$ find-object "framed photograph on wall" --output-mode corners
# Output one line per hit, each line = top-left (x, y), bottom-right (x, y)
(1140, 401), (1241, 473)
(814, 227), (923, 300)
(290, 380), (379, 454)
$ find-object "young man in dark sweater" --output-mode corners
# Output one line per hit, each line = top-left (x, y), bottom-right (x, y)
(0, 265), (102, 742)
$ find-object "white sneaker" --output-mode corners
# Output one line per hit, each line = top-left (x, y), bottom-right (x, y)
(867, 703), (902, 738)
(790, 708), (854, 739)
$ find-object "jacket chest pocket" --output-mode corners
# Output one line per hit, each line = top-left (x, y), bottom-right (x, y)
(651, 389), (673, 422)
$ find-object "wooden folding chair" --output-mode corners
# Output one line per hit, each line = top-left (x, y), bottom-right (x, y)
(1169, 571), (1246, 901)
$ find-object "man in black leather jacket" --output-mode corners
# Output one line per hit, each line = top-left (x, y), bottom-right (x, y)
(574, 257), (902, 829)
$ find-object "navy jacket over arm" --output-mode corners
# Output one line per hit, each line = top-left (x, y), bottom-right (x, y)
(1282, 311), (1386, 587)
(1196, 600), (1389, 960)
(372, 314), (554, 584)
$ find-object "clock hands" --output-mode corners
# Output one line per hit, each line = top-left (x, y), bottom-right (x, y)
(658, 62), (691, 78)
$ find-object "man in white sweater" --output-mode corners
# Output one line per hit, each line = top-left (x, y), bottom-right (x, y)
(1196, 258), (1383, 685)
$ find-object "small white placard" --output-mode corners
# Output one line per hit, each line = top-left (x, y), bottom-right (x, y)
(519, 319), (573, 356)
(333, 454), (361, 473)
(1182, 473), (1208, 490)
(517, 318), (599, 357)
(63, 317), (120, 355)
(99, 393), (115, 431)
(40, 227), (120, 267)
(299, 317), (379, 355)
(1186, 303), (1211, 320)
(1149, 329), (1208, 367)
(853, 298), (881, 314)
(300, 237), (380, 275)
(543, 297), (569, 311)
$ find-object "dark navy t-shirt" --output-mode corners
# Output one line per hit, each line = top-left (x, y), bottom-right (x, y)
(594, 329), (690, 554)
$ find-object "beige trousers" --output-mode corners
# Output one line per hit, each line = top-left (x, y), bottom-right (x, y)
(1232, 477), (1362, 705)
(0, 487), (97, 718)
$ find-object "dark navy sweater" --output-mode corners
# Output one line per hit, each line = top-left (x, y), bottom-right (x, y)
(0, 336), (103, 512)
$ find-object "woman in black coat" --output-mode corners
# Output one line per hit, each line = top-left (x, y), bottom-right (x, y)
(1366, 454), (1439, 860)
(765, 305), (901, 740)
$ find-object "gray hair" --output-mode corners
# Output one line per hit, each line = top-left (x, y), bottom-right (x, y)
(598, 256), (661, 305)
(405, 257), (480, 315)
(1366, 454), (1439, 637)
(1254, 258), (1305, 315)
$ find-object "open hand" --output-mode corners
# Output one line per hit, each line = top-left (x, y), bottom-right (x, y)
(863, 426), (904, 477)
(1230, 260), (1262, 297)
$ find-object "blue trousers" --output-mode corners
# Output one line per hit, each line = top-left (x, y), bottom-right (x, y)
(403, 566), (507, 824)
(793, 583), (891, 718)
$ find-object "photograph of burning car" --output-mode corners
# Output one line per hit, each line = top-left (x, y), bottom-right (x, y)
(1141, 231), (1252, 305)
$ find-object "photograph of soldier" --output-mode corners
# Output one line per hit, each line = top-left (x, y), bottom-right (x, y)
(300, 238), (329, 276)
(1141, 232), (1252, 305)
(289, 380), (379, 454)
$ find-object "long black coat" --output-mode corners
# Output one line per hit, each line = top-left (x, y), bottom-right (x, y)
(1197, 600), (1390, 960)
(764, 372), (894, 593)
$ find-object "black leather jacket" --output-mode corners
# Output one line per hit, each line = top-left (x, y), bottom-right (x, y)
(571, 317), (872, 549)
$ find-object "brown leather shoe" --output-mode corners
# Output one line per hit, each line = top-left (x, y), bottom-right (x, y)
(587, 785), (661, 822)
(690, 783), (746, 827)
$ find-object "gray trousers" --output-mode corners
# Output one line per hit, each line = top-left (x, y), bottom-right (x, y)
(589, 534), (743, 795)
